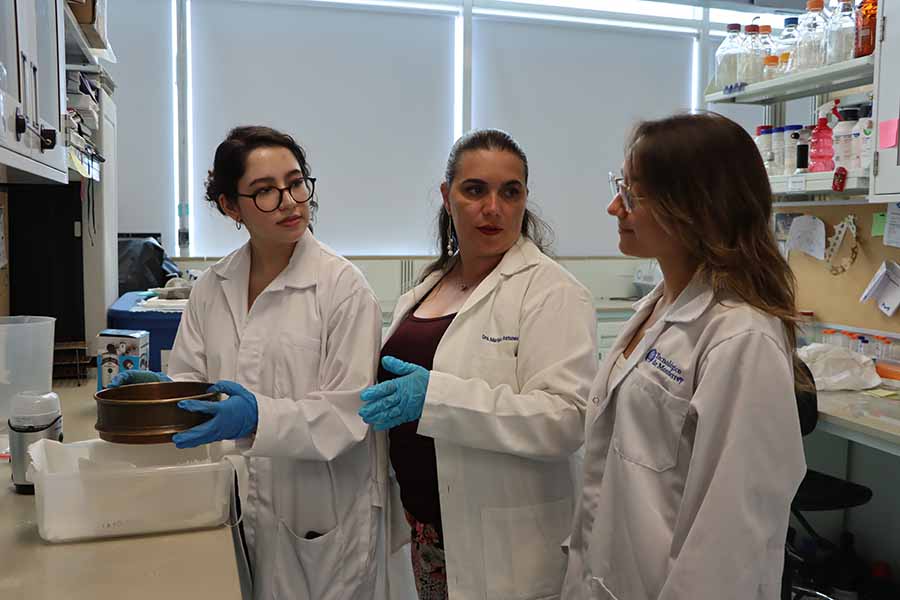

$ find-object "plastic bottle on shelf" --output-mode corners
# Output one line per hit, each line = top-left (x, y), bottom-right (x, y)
(715, 23), (744, 91)
(796, 0), (828, 71)
(851, 103), (875, 169)
(826, 0), (857, 64)
(759, 24), (777, 56)
(738, 24), (765, 84)
(777, 17), (801, 73)
(810, 117), (836, 172)
(763, 55), (781, 80)
(822, 329), (837, 346)
(855, 0), (879, 58)
(833, 107), (859, 170)
(771, 127), (786, 174)
(755, 126), (774, 170)
(779, 51), (792, 74)
(783, 125), (804, 175)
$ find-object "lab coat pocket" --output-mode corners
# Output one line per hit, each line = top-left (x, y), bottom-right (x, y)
(274, 333), (322, 398)
(274, 519), (344, 600)
(612, 370), (689, 473)
(475, 354), (519, 390)
(482, 498), (571, 600)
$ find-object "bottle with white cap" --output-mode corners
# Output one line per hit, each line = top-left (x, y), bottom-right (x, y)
(8, 391), (63, 494)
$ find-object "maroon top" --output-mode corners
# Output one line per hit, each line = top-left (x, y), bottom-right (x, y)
(379, 309), (456, 533)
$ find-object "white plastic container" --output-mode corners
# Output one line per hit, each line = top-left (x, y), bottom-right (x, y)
(852, 103), (875, 170)
(783, 125), (804, 175)
(826, 0), (856, 64)
(28, 438), (233, 542)
(833, 107), (859, 170)
(0, 316), (55, 431)
(755, 126), (774, 172)
(771, 127), (786, 174)
(715, 23), (743, 91)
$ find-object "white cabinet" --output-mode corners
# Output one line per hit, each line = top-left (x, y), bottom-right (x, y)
(0, 0), (66, 183)
(873, 0), (900, 201)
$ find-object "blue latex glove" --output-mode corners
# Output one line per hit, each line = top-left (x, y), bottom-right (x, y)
(108, 370), (172, 388)
(172, 380), (259, 449)
(359, 356), (430, 431)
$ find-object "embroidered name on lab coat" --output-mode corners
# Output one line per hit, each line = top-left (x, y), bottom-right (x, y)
(482, 334), (519, 343)
(644, 349), (685, 384)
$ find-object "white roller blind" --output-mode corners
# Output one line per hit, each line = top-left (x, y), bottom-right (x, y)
(190, 0), (455, 257)
(472, 18), (694, 256)
(107, 0), (177, 253)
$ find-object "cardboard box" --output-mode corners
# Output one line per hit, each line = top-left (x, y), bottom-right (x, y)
(96, 329), (150, 391)
(68, 0), (108, 49)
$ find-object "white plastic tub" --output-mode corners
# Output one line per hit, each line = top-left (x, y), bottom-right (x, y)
(28, 438), (233, 543)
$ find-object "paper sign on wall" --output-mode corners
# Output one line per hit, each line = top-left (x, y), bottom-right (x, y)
(880, 119), (900, 149)
(873, 212), (887, 237)
(787, 215), (826, 260)
(861, 261), (900, 317)
(885, 203), (900, 249)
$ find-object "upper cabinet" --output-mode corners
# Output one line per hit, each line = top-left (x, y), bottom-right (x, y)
(0, 0), (66, 184)
(872, 0), (900, 201)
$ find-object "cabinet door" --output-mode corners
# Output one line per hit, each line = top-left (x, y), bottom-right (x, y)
(30, 0), (64, 170)
(873, 0), (900, 200)
(0, 0), (26, 157)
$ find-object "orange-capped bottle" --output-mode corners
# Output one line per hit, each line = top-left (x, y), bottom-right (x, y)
(855, 0), (878, 58)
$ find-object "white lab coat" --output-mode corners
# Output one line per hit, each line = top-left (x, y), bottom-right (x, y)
(562, 276), (807, 600)
(381, 237), (599, 600)
(167, 233), (383, 600)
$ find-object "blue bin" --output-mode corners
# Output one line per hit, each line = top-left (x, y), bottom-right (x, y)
(107, 292), (182, 372)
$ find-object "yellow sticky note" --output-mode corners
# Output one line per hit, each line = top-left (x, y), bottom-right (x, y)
(873, 212), (887, 237)
(864, 389), (898, 398)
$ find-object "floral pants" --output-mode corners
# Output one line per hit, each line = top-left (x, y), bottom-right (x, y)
(405, 510), (448, 600)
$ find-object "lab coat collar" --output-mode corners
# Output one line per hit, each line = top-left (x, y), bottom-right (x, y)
(663, 272), (715, 324)
(212, 232), (319, 291)
(406, 236), (540, 317)
(629, 271), (715, 325)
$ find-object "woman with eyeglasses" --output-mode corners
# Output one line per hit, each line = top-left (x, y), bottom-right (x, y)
(359, 129), (598, 599)
(108, 126), (383, 600)
(562, 112), (808, 600)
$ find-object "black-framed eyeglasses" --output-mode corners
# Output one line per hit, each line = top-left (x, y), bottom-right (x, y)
(608, 171), (638, 213)
(237, 177), (316, 213)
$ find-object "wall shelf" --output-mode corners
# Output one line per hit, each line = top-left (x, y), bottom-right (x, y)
(770, 169), (871, 197)
(63, 3), (98, 66)
(705, 55), (875, 105)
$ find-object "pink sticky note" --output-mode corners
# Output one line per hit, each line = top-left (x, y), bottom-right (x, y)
(879, 119), (900, 149)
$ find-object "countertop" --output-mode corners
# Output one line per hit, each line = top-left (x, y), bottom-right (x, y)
(817, 389), (900, 457)
(0, 382), (243, 600)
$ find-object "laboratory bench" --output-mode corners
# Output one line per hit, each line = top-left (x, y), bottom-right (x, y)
(817, 390), (900, 459)
(0, 382), (245, 600)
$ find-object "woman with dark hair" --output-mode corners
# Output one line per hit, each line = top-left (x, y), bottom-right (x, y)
(562, 112), (807, 600)
(109, 126), (383, 600)
(359, 129), (598, 599)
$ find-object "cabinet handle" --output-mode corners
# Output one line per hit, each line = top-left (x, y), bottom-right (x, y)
(32, 63), (38, 128)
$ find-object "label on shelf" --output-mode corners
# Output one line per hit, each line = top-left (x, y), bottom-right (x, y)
(788, 176), (807, 193)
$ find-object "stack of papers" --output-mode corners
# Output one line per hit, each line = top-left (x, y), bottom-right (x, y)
(131, 298), (189, 313)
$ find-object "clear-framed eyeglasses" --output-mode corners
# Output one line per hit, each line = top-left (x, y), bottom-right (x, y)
(608, 171), (638, 213)
(237, 177), (316, 213)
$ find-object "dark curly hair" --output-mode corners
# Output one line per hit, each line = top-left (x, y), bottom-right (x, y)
(205, 125), (318, 222)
